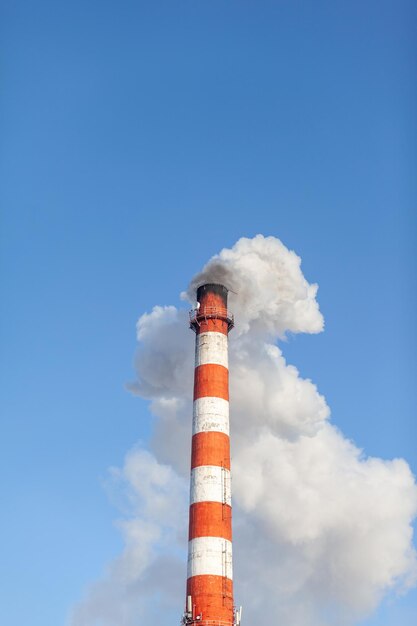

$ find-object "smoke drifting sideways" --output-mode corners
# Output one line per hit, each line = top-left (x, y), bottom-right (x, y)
(69, 235), (417, 626)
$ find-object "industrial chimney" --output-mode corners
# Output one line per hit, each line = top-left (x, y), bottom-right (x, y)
(182, 284), (241, 626)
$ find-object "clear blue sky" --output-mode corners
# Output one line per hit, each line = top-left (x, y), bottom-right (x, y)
(1, 2), (416, 625)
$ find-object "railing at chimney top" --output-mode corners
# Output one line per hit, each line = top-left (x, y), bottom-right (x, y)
(189, 306), (234, 331)
(181, 619), (236, 626)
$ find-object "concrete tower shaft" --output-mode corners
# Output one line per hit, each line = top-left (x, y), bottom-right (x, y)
(184, 284), (235, 626)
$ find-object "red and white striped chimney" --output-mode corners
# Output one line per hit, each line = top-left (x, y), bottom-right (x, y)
(182, 283), (240, 626)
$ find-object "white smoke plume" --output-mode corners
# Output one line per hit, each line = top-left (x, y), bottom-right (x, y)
(70, 235), (417, 626)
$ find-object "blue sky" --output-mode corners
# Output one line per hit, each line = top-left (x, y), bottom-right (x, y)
(1, 1), (416, 625)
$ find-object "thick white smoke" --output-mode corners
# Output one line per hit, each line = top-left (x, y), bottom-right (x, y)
(188, 234), (324, 338)
(70, 235), (417, 626)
